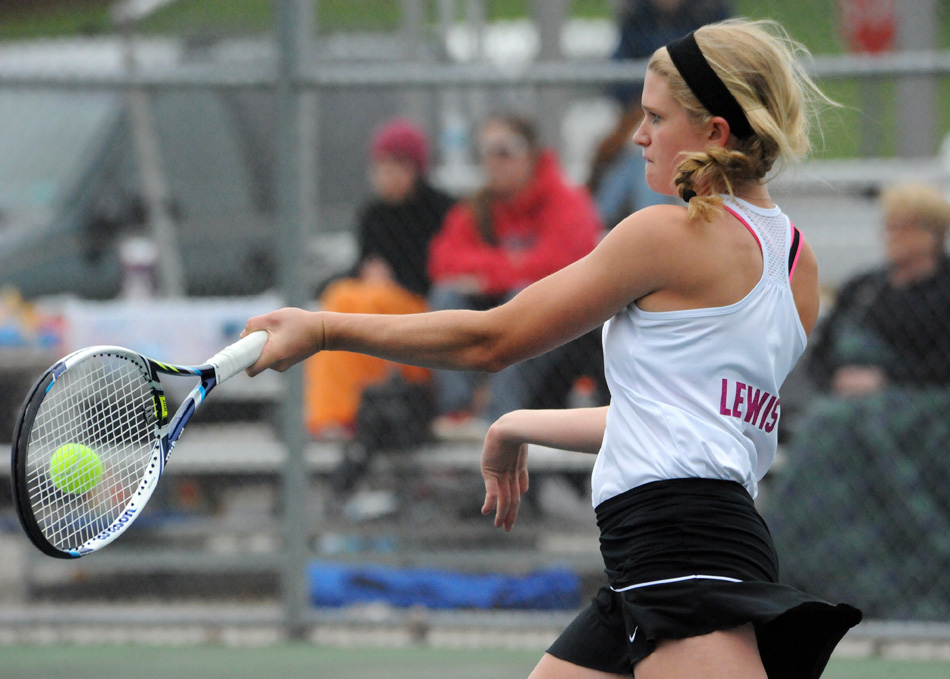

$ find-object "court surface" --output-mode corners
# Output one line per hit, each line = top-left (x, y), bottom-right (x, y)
(1, 643), (949, 679)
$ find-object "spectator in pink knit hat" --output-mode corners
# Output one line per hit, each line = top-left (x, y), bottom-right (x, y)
(304, 118), (455, 446)
(371, 118), (429, 175)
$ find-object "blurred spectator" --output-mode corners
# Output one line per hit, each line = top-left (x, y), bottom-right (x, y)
(304, 119), (455, 439)
(765, 183), (950, 619)
(808, 183), (950, 394)
(588, 0), (733, 228)
(428, 114), (603, 434)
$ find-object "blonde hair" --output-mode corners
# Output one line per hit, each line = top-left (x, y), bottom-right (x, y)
(880, 183), (950, 243)
(649, 19), (833, 221)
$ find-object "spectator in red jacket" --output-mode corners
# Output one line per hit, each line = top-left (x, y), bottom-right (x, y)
(428, 114), (603, 433)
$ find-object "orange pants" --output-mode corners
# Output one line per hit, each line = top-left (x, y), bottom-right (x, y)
(304, 278), (430, 436)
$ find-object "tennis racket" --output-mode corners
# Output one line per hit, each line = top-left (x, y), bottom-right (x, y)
(10, 331), (268, 559)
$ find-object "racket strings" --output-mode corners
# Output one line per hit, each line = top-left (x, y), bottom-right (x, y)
(25, 354), (160, 552)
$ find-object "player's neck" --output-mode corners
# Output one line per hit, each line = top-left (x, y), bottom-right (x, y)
(732, 184), (774, 209)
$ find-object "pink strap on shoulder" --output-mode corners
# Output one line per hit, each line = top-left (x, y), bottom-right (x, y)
(722, 205), (762, 252)
(788, 223), (802, 281)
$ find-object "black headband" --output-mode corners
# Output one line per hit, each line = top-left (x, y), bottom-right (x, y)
(666, 31), (753, 140)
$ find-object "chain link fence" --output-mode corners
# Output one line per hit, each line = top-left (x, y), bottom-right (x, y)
(0, 0), (948, 639)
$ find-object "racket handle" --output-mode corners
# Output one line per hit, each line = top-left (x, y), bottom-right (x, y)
(207, 330), (268, 382)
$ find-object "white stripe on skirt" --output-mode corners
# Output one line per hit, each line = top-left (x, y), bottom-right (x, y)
(610, 574), (743, 593)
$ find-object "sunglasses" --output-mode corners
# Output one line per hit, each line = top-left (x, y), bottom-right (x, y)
(478, 138), (529, 160)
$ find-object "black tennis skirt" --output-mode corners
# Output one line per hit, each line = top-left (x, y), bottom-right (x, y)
(547, 478), (862, 678)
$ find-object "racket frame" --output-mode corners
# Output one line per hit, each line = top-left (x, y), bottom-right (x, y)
(11, 332), (265, 559)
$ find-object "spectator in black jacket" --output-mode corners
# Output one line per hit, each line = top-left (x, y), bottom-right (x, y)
(766, 183), (950, 620)
(808, 182), (950, 395)
(353, 119), (456, 298)
(304, 119), (455, 438)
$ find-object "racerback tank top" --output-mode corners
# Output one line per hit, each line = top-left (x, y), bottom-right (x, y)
(591, 196), (806, 506)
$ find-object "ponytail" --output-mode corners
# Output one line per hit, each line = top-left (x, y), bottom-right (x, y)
(651, 19), (836, 221)
(675, 137), (781, 221)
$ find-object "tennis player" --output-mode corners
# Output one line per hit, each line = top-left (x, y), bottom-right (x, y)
(245, 18), (861, 679)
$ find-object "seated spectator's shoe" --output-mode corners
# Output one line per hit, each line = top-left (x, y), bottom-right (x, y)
(432, 411), (490, 442)
(310, 423), (356, 442)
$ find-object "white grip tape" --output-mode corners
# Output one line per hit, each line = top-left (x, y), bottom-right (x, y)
(207, 331), (268, 383)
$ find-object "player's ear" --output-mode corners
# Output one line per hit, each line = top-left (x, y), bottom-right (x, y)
(708, 116), (731, 147)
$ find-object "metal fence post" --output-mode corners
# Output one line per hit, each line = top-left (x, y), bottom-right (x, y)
(115, 3), (186, 298)
(532, 0), (570, 159)
(896, 0), (938, 157)
(275, 0), (311, 640)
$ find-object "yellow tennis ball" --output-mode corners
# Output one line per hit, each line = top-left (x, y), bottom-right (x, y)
(49, 444), (104, 495)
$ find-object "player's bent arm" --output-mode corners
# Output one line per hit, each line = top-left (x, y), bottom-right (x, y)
(480, 407), (608, 530)
(487, 407), (608, 455)
(244, 206), (684, 376)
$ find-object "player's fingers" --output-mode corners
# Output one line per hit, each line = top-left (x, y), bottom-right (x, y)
(495, 476), (514, 531)
(245, 355), (272, 378)
(242, 323), (297, 376)
(246, 348), (295, 377)
(481, 477), (499, 517)
(515, 444), (529, 493)
(500, 448), (528, 530)
(244, 350), (271, 377)
(242, 316), (273, 376)
(492, 480), (512, 529)
(244, 358), (261, 378)
(242, 314), (269, 339)
(502, 476), (522, 531)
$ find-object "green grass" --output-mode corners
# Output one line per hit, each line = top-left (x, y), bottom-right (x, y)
(0, 0), (941, 51)
(0, 643), (947, 679)
(0, 0), (948, 159)
(0, 2), (114, 40)
(0, 0), (850, 41)
(737, 0), (847, 54)
(139, 0), (273, 37)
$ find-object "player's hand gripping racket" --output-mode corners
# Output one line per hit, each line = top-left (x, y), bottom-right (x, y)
(10, 331), (268, 559)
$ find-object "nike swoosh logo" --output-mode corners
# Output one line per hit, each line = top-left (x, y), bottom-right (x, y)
(629, 626), (638, 643)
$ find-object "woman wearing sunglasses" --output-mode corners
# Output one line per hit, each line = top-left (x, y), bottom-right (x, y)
(426, 114), (605, 433)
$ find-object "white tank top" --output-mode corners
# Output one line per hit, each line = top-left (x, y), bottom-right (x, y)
(591, 196), (806, 506)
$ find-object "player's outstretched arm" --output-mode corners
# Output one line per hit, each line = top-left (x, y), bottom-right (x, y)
(243, 206), (685, 378)
(481, 406), (607, 531)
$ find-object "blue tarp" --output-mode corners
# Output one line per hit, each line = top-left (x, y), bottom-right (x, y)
(308, 560), (582, 610)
